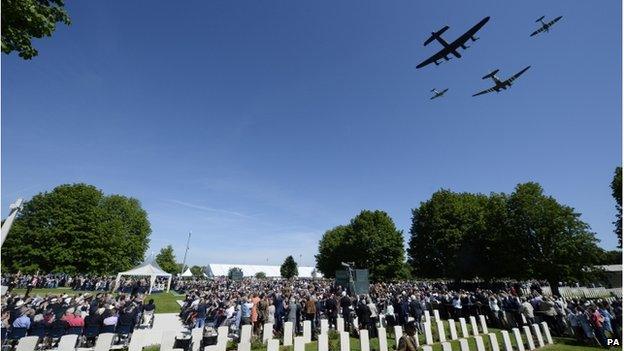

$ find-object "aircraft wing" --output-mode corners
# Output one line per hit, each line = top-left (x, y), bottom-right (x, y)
(472, 86), (498, 97)
(416, 48), (454, 69)
(547, 16), (563, 27)
(446, 16), (490, 51)
(530, 28), (544, 37)
(506, 65), (531, 84)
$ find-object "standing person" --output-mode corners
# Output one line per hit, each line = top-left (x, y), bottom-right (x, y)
(397, 321), (418, 351)
(241, 296), (253, 326)
(273, 293), (285, 333)
(589, 306), (607, 347)
(324, 293), (338, 329)
(340, 292), (352, 330)
(195, 299), (208, 329)
(520, 298), (535, 325)
(251, 294), (260, 335)
(257, 294), (269, 334)
(367, 297), (378, 338)
(305, 295), (317, 339)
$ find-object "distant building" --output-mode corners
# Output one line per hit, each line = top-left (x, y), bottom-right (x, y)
(597, 264), (622, 288)
(205, 263), (317, 278)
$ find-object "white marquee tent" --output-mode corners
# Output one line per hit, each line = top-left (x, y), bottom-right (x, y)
(180, 268), (193, 277)
(205, 263), (316, 278)
(115, 259), (172, 294)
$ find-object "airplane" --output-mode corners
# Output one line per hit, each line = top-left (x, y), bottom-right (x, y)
(416, 16), (490, 69)
(472, 66), (531, 97)
(430, 88), (449, 100)
(530, 16), (563, 37)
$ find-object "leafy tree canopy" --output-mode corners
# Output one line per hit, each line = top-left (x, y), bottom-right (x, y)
(408, 182), (603, 287)
(255, 271), (267, 279)
(190, 265), (204, 278)
(2, 0), (71, 59)
(316, 210), (406, 281)
(280, 255), (298, 279)
(155, 245), (179, 274)
(611, 167), (622, 248)
(2, 183), (150, 274)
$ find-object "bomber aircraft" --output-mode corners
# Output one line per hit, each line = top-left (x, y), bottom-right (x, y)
(430, 88), (449, 100)
(530, 16), (563, 37)
(416, 16), (490, 69)
(472, 66), (531, 97)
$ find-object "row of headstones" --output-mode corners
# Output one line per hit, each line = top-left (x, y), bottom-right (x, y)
(199, 317), (554, 351)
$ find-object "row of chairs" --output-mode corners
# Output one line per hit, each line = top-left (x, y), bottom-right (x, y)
(2, 332), (120, 351)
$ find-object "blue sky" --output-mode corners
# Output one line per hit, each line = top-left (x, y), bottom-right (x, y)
(2, 0), (621, 267)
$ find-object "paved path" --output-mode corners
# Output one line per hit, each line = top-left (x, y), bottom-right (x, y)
(134, 313), (186, 347)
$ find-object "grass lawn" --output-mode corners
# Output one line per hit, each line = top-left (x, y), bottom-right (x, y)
(10, 288), (184, 314)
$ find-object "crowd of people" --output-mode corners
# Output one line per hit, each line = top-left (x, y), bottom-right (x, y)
(177, 278), (622, 348)
(1, 273), (621, 348)
(0, 289), (156, 347)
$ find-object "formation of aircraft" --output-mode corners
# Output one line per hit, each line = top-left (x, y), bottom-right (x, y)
(416, 17), (490, 69)
(472, 66), (531, 97)
(530, 16), (563, 37)
(421, 14), (562, 100)
(430, 88), (449, 100)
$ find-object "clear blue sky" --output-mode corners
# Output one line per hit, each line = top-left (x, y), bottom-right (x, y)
(2, 0), (621, 267)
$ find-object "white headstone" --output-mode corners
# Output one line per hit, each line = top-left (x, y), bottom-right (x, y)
(294, 336), (306, 351)
(360, 330), (370, 351)
(337, 317), (345, 332)
(469, 316), (479, 336)
(354, 317), (359, 328)
(512, 328), (525, 351)
(532, 324), (544, 348)
(284, 322), (294, 346)
(441, 342), (452, 351)
(424, 310), (431, 323)
(217, 326), (229, 351)
(340, 332), (350, 351)
(448, 319), (458, 340)
(318, 334), (328, 351)
(237, 342), (250, 351)
(488, 333), (499, 351)
(268, 339), (280, 351)
(377, 327), (388, 351)
(540, 322), (553, 344)
(500, 330), (513, 351)
(459, 318), (470, 338)
(433, 310), (441, 321)
(240, 325), (252, 344)
(458, 338), (470, 351)
(191, 328), (203, 351)
(424, 321), (434, 345)
(320, 319), (329, 335)
(474, 335), (486, 351)
(394, 325), (403, 348)
(523, 326), (535, 350)
(479, 315), (488, 334)
(263, 323), (274, 343)
(422, 346), (433, 351)
(436, 320), (446, 342)
(303, 321), (312, 343)
(204, 346), (219, 351)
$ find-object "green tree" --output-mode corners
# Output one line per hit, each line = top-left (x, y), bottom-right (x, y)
(611, 167), (622, 248)
(2, 183), (150, 274)
(228, 267), (243, 280)
(316, 210), (406, 281)
(156, 245), (179, 274)
(2, 0), (71, 59)
(255, 271), (267, 279)
(280, 256), (298, 279)
(190, 265), (204, 277)
(597, 250), (622, 265)
(506, 183), (602, 289)
(315, 225), (350, 278)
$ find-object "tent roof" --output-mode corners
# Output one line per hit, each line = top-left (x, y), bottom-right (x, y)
(118, 259), (172, 277)
(181, 268), (193, 277)
(205, 263), (316, 278)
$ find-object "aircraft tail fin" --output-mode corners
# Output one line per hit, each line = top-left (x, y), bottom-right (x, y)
(482, 69), (499, 79)
(424, 26), (449, 46)
(535, 16), (545, 22)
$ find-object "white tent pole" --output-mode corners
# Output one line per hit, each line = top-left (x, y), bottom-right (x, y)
(114, 273), (122, 293)
(166, 275), (172, 293)
(148, 275), (156, 295)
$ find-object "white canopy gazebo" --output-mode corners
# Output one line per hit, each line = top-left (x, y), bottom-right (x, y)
(116, 259), (172, 294)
